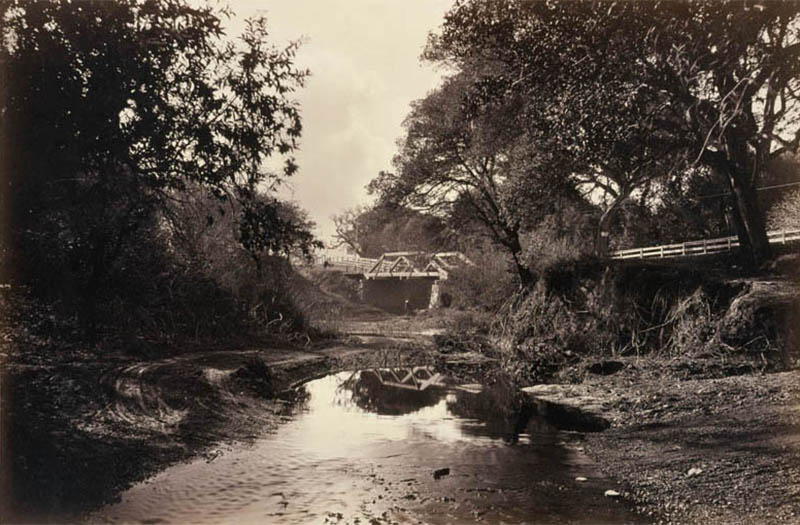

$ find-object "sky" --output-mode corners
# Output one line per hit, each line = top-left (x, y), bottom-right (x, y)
(227, 0), (453, 245)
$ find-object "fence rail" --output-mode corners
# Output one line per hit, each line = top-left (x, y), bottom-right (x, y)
(611, 228), (800, 260)
(320, 255), (379, 272)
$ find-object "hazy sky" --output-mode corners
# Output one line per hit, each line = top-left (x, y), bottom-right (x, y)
(227, 1), (453, 244)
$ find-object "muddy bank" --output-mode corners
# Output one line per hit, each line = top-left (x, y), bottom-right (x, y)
(1, 347), (319, 522)
(522, 362), (800, 523)
(0, 311), (452, 523)
(477, 260), (800, 523)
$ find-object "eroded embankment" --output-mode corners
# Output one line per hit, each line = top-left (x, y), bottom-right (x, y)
(493, 257), (800, 384)
(497, 256), (800, 523)
(0, 321), (445, 523)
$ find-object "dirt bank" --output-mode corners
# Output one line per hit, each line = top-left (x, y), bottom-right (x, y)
(0, 307), (449, 523)
(524, 361), (800, 523)
(4, 298), (799, 524)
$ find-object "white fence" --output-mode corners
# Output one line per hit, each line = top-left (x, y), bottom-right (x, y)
(611, 228), (800, 260)
(320, 255), (378, 272)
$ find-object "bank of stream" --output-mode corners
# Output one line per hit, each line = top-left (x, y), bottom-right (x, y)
(4, 309), (799, 524)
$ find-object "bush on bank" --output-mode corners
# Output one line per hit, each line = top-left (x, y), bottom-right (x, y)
(491, 256), (800, 384)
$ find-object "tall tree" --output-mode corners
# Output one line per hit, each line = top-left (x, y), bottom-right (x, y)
(425, 0), (800, 266)
(368, 71), (567, 284)
(0, 1), (311, 321)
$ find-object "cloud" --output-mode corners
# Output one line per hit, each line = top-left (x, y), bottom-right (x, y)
(227, 0), (450, 241)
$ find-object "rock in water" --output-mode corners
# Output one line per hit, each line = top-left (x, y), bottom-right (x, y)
(575, 477), (588, 482)
(604, 489), (621, 498)
(434, 468), (450, 479)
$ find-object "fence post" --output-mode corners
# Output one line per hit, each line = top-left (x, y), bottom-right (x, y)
(682, 243), (686, 256)
(660, 245), (664, 258)
(703, 239), (707, 254)
(783, 230), (786, 244)
(639, 247), (644, 259)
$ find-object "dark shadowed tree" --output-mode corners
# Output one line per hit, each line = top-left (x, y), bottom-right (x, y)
(0, 1), (312, 327)
(424, 0), (800, 266)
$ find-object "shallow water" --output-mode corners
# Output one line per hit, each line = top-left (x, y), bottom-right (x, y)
(96, 369), (645, 524)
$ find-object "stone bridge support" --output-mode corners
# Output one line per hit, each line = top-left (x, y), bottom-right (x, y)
(361, 277), (438, 314)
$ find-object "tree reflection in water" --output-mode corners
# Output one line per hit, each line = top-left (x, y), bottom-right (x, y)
(336, 367), (555, 444)
(445, 373), (556, 444)
(338, 368), (446, 416)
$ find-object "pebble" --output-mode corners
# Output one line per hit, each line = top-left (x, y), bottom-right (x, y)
(575, 477), (588, 482)
(604, 489), (621, 498)
(687, 467), (704, 477)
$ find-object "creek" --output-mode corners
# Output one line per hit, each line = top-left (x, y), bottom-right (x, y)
(96, 368), (645, 524)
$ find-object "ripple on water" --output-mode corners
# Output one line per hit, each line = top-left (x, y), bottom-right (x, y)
(96, 370), (649, 524)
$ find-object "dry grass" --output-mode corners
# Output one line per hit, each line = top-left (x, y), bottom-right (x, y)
(488, 259), (800, 384)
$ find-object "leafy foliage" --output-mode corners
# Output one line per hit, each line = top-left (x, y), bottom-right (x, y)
(368, 70), (575, 284)
(0, 1), (318, 339)
(332, 202), (452, 258)
(422, 0), (800, 266)
(768, 190), (800, 231)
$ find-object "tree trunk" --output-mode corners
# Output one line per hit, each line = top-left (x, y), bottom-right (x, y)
(513, 256), (536, 288)
(595, 193), (627, 257)
(506, 234), (536, 288)
(726, 169), (771, 267)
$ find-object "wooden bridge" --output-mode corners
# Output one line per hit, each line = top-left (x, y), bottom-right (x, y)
(367, 366), (446, 391)
(321, 251), (470, 312)
(611, 228), (800, 261)
(363, 251), (470, 280)
(318, 251), (470, 279)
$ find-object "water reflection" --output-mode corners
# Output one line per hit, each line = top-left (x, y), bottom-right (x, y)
(338, 367), (447, 416)
(97, 368), (646, 524)
(337, 367), (551, 445)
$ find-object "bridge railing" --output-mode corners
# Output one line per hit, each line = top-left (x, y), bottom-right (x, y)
(611, 228), (800, 260)
(321, 255), (378, 272)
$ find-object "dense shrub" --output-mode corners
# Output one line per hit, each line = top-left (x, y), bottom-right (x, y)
(439, 253), (518, 311)
(768, 189), (800, 231)
(491, 258), (798, 384)
(520, 209), (596, 278)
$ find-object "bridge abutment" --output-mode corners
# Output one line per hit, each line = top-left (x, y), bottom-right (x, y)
(362, 277), (437, 314)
